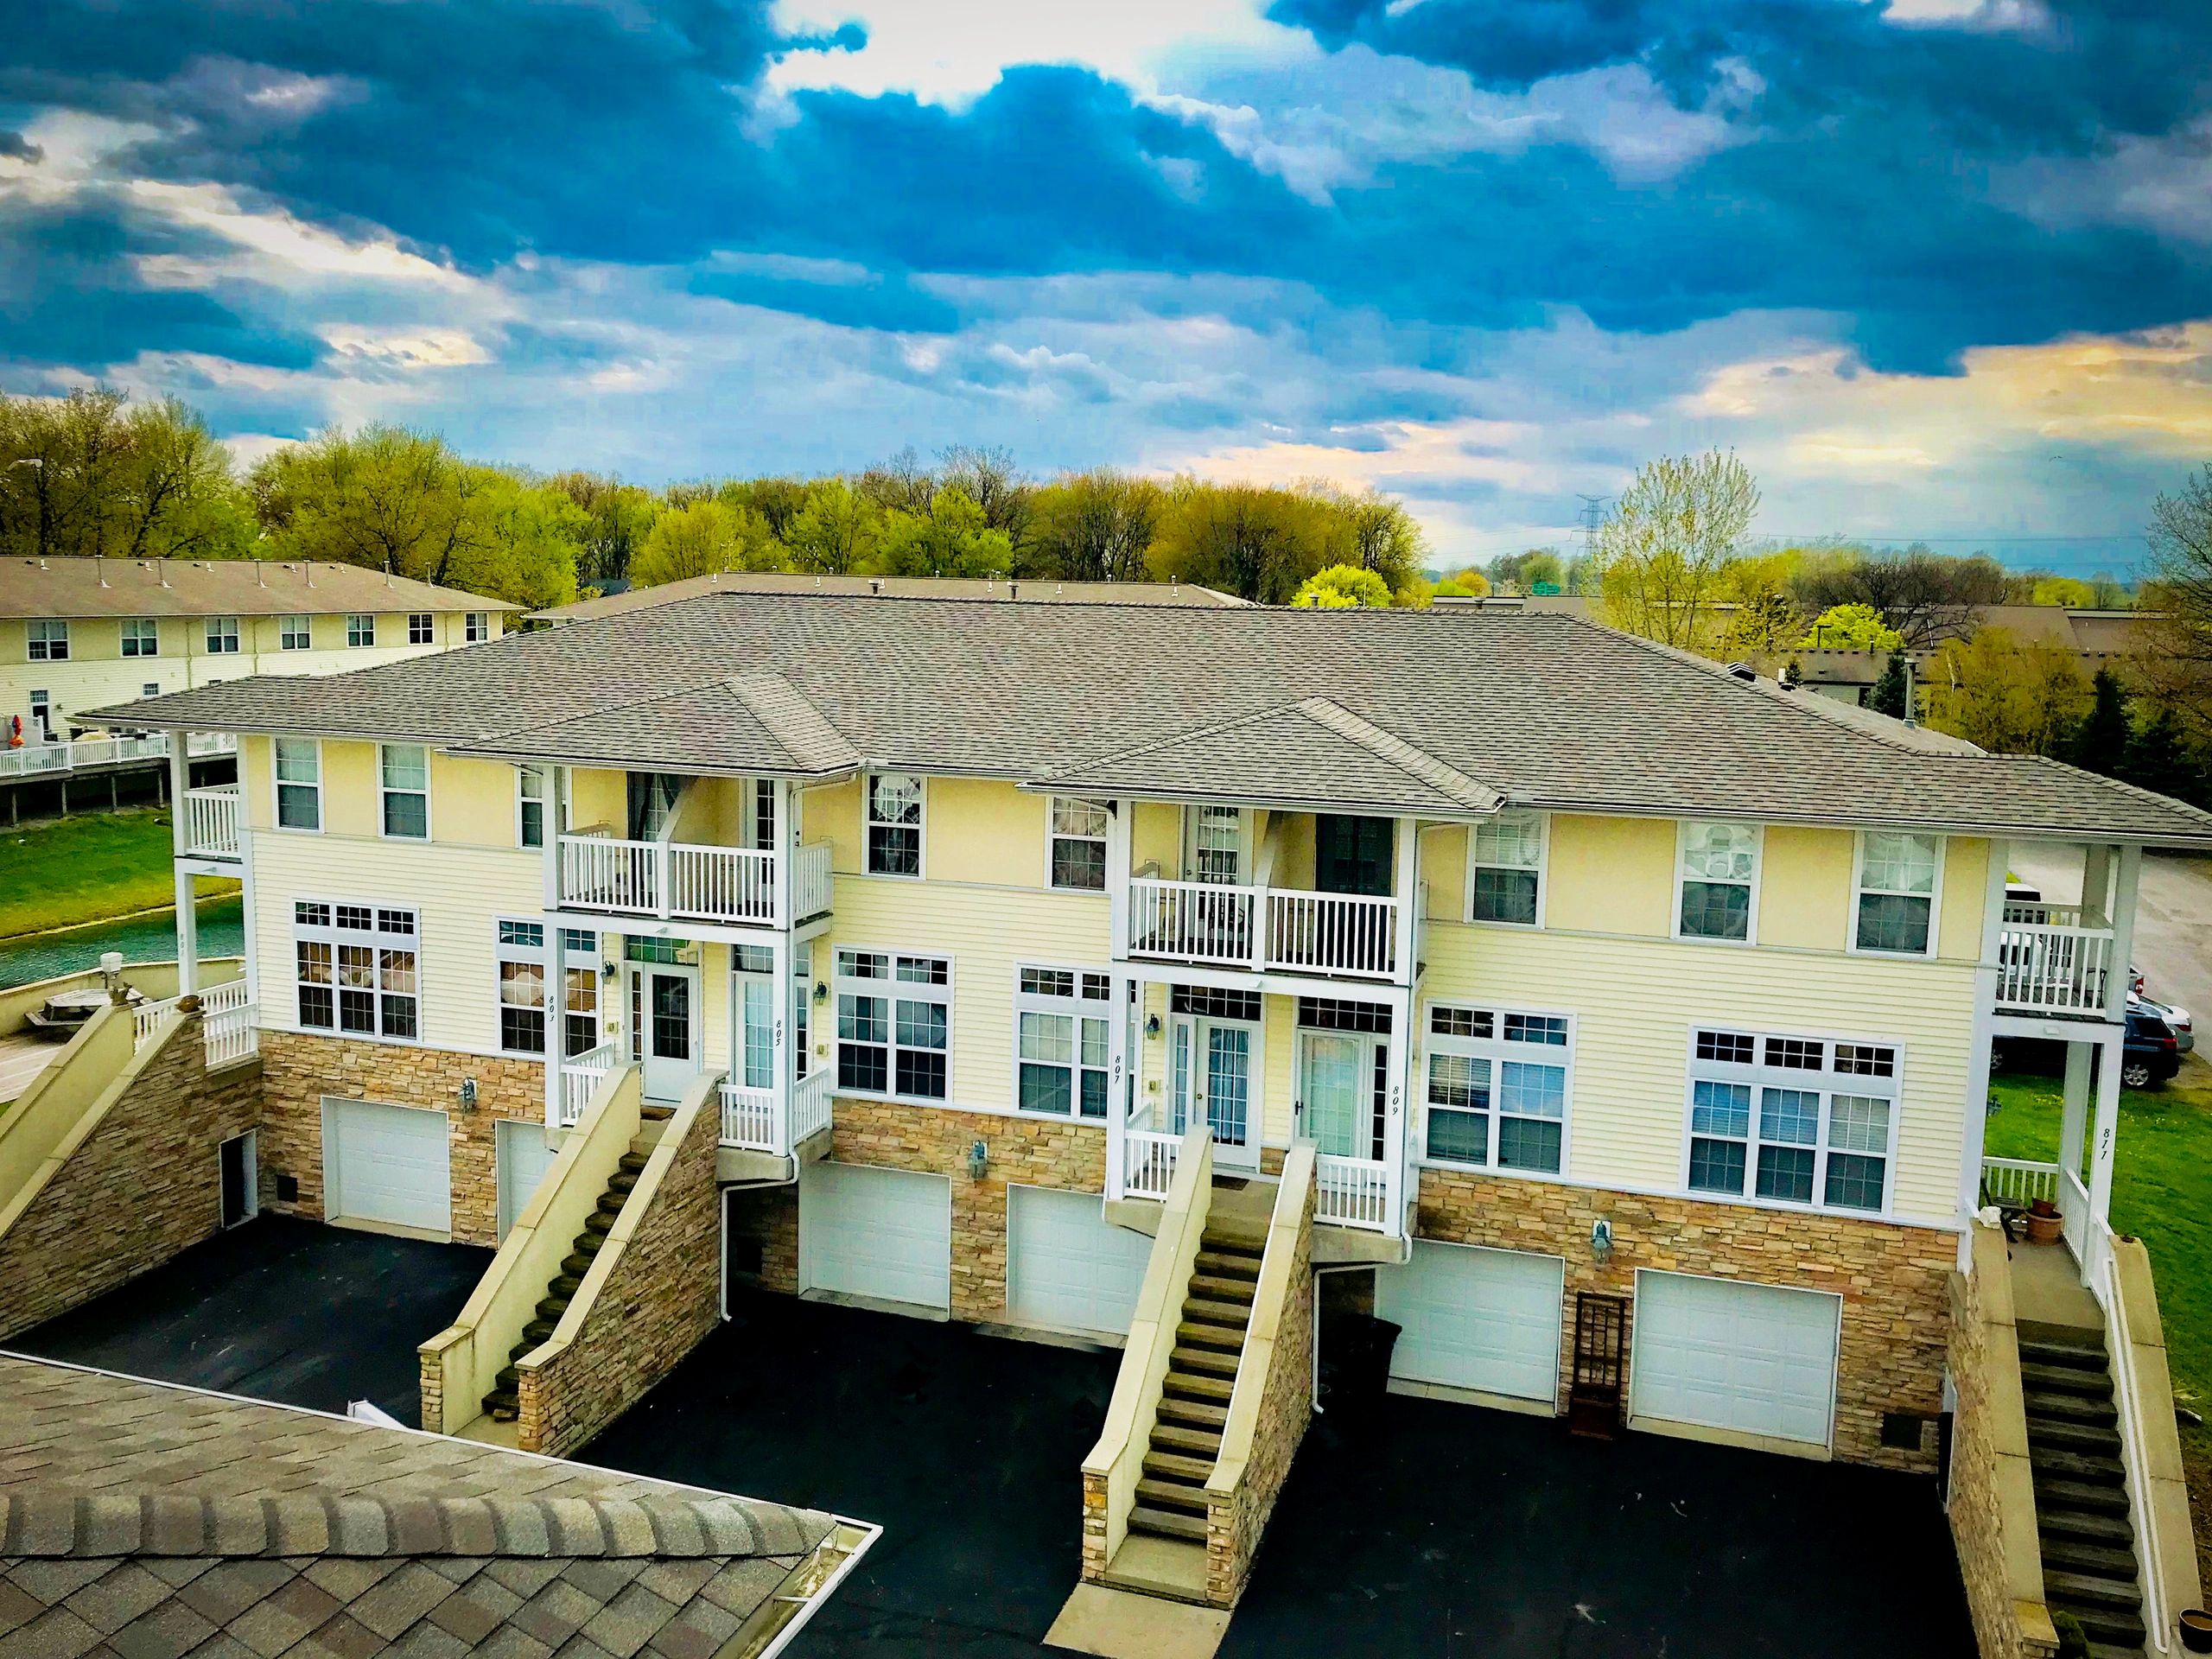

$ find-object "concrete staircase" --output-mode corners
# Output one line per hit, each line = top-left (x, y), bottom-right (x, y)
(2022, 1320), (2146, 1658)
(481, 1121), (663, 1423)
(1124, 1210), (1267, 1550)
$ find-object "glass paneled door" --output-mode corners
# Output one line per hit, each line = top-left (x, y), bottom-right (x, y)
(1298, 1030), (1382, 1159)
(1171, 1014), (1258, 1169)
(628, 963), (700, 1102)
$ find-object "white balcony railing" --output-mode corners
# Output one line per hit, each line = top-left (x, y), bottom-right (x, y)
(793, 839), (835, 919)
(1315, 1154), (1394, 1232)
(1979, 1156), (2060, 1206)
(557, 835), (835, 927)
(1125, 1130), (1181, 1199)
(181, 786), (242, 858)
(1127, 877), (1402, 980)
(560, 1039), (620, 1127)
(1998, 922), (2115, 1014)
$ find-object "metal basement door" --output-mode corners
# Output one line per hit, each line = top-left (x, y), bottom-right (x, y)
(1006, 1185), (1152, 1339)
(799, 1163), (952, 1313)
(1630, 1269), (1841, 1448)
(322, 1098), (451, 1235)
(1376, 1241), (1566, 1406)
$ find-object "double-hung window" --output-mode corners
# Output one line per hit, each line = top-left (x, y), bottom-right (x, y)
(408, 613), (434, 645)
(205, 616), (240, 655)
(517, 765), (548, 849)
(1684, 1027), (1898, 1214)
(496, 920), (548, 1054)
(120, 617), (157, 658)
(278, 614), (311, 652)
(1855, 832), (1940, 955)
(294, 901), (417, 1039)
(379, 744), (429, 838)
(836, 948), (949, 1101)
(465, 612), (490, 644)
(1421, 1003), (1572, 1174)
(865, 772), (923, 876)
(1469, 810), (1544, 925)
(1677, 821), (1758, 942)
(346, 613), (375, 648)
(1015, 966), (1111, 1118)
(274, 739), (321, 831)
(1048, 798), (1109, 891)
(27, 620), (68, 661)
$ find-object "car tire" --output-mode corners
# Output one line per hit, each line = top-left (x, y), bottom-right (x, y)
(2121, 1060), (2155, 1089)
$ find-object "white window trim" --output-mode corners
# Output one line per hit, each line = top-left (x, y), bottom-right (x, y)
(516, 764), (550, 849)
(205, 615), (241, 655)
(1847, 830), (1946, 959)
(346, 613), (375, 648)
(290, 897), (422, 1046)
(378, 742), (433, 841)
(493, 918), (551, 1057)
(270, 737), (323, 836)
(1010, 962), (1114, 1122)
(863, 772), (926, 880)
(26, 619), (68, 662)
(1672, 819), (1764, 947)
(1464, 808), (1548, 929)
(1675, 1022), (1905, 1219)
(1413, 998), (1576, 1180)
(832, 944), (952, 1104)
(278, 614), (312, 652)
(120, 617), (159, 658)
(1046, 796), (1110, 893)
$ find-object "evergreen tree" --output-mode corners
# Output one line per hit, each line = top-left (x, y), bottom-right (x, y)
(2120, 706), (2203, 804)
(1869, 652), (1910, 718)
(2072, 668), (2132, 774)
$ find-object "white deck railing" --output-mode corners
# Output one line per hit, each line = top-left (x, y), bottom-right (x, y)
(557, 835), (835, 927)
(181, 786), (242, 858)
(1124, 1130), (1181, 1199)
(1315, 1153), (1394, 1232)
(1980, 1156), (2060, 1206)
(1997, 922), (2114, 1014)
(1128, 877), (1402, 979)
(560, 1039), (620, 1127)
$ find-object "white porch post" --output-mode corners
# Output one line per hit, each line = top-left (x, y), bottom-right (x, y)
(1391, 817), (1420, 985)
(544, 918), (566, 1131)
(169, 730), (198, 995)
(2105, 844), (2140, 1022)
(2085, 1030), (2124, 1287)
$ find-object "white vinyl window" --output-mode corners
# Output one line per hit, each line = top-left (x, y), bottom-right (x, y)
(346, 613), (375, 648)
(517, 764), (548, 849)
(205, 615), (240, 654)
(1014, 966), (1112, 1118)
(466, 612), (490, 643)
(1684, 1027), (1899, 1215)
(273, 739), (321, 831)
(1469, 810), (1544, 925)
(1854, 832), (1941, 956)
(1677, 821), (1759, 942)
(278, 614), (311, 651)
(378, 744), (429, 838)
(408, 613), (434, 645)
(120, 617), (158, 658)
(293, 901), (417, 1039)
(26, 620), (67, 661)
(1048, 798), (1109, 892)
(865, 772), (923, 877)
(1421, 1002), (1572, 1174)
(835, 948), (949, 1102)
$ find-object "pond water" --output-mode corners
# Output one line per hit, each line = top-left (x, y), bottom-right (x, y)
(0, 898), (244, 990)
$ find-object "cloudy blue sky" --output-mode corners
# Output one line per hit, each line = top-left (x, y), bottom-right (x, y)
(3, 0), (2209, 568)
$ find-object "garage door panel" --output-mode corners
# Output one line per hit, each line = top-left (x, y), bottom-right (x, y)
(325, 1099), (451, 1235)
(1630, 1271), (1839, 1447)
(1007, 1185), (1150, 1338)
(1376, 1242), (1564, 1404)
(800, 1163), (951, 1313)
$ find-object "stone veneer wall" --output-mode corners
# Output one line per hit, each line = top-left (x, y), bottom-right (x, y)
(1416, 1167), (1955, 1471)
(515, 1095), (722, 1459)
(0, 1009), (260, 1339)
(257, 1030), (543, 1246)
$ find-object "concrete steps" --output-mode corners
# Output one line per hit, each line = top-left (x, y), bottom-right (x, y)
(2020, 1325), (2147, 1656)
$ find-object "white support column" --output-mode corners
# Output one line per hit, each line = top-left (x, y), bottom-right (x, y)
(2106, 843), (2140, 1022)
(168, 730), (198, 995)
(544, 918), (567, 1131)
(2085, 1029), (2124, 1287)
(1391, 817), (1420, 985)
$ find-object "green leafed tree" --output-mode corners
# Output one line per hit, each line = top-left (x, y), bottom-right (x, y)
(1292, 563), (1394, 608)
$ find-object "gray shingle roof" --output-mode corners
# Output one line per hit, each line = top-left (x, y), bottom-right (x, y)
(86, 592), (2212, 844)
(0, 1357), (849, 1659)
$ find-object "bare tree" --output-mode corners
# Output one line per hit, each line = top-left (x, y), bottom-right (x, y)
(1598, 450), (1760, 651)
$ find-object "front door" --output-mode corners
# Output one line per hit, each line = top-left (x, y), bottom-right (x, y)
(629, 964), (699, 1101)
(1315, 814), (1394, 897)
(1172, 1015), (1258, 1168)
(1297, 1029), (1382, 1160)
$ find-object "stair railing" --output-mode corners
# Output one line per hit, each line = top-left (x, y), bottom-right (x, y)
(2098, 1226), (2202, 1656)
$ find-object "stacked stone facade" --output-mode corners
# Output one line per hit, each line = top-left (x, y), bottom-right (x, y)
(0, 1009), (260, 1339)
(1415, 1166), (1955, 1470)
(257, 1030), (543, 1245)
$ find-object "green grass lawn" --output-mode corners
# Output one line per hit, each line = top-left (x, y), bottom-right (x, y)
(0, 809), (238, 939)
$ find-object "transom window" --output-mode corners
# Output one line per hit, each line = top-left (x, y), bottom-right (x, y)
(408, 613), (435, 645)
(278, 614), (311, 652)
(294, 901), (417, 1039)
(378, 744), (429, 838)
(1684, 1026), (1898, 1214)
(865, 773), (923, 877)
(465, 612), (490, 643)
(1856, 832), (1940, 956)
(1677, 821), (1758, 942)
(346, 613), (375, 648)
(205, 616), (240, 655)
(1421, 1002), (1572, 1175)
(274, 739), (321, 831)
(1469, 810), (1544, 925)
(121, 617), (158, 658)
(27, 620), (67, 661)
(836, 948), (950, 1101)
(1049, 798), (1109, 892)
(1015, 966), (1111, 1118)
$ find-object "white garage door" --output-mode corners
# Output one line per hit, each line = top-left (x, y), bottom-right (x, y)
(497, 1119), (561, 1241)
(1376, 1241), (1565, 1405)
(800, 1163), (951, 1313)
(1007, 1185), (1152, 1338)
(323, 1098), (451, 1235)
(1630, 1270), (1840, 1447)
